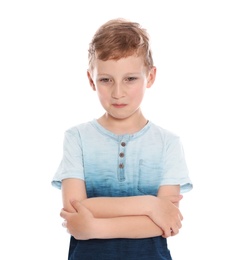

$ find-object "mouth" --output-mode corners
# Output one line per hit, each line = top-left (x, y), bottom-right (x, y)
(112, 104), (127, 108)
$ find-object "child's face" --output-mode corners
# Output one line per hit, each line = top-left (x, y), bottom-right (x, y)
(88, 55), (156, 121)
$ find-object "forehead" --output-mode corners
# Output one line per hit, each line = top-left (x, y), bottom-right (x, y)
(93, 55), (146, 75)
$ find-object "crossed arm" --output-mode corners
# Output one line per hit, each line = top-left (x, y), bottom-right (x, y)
(60, 178), (183, 240)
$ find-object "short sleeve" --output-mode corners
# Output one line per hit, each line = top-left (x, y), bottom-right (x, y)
(160, 136), (193, 193)
(51, 129), (85, 189)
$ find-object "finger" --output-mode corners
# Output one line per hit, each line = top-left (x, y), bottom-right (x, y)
(162, 231), (171, 238)
(162, 227), (172, 238)
(179, 212), (184, 221)
(170, 195), (183, 203)
(175, 195), (183, 200)
(170, 226), (179, 236)
(70, 200), (81, 212)
(60, 208), (67, 219)
(177, 220), (182, 229)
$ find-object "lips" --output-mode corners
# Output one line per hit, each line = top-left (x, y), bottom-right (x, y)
(112, 103), (127, 108)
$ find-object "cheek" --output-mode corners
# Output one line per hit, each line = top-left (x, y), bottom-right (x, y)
(131, 87), (146, 101)
(96, 89), (109, 103)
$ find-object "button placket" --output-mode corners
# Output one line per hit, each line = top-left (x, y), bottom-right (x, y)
(118, 141), (126, 181)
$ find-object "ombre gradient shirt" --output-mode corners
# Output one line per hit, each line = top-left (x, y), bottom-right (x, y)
(51, 119), (193, 259)
(52, 119), (192, 196)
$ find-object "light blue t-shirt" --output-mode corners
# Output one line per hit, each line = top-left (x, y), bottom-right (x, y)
(52, 119), (192, 197)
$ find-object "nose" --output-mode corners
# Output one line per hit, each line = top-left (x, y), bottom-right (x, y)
(111, 83), (125, 99)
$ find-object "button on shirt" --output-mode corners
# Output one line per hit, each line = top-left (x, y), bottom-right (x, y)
(52, 119), (192, 197)
(51, 119), (193, 259)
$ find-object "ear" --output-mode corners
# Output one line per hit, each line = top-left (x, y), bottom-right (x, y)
(87, 70), (96, 91)
(147, 66), (156, 89)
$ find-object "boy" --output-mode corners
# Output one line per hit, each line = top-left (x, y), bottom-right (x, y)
(52, 18), (192, 259)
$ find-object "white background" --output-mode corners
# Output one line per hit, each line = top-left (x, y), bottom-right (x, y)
(1, 1), (231, 259)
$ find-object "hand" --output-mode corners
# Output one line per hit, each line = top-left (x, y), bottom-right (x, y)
(149, 195), (183, 238)
(60, 200), (96, 240)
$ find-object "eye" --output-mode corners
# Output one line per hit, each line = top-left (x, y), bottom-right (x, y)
(126, 77), (137, 82)
(99, 78), (112, 83)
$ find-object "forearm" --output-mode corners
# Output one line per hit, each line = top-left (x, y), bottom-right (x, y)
(92, 215), (163, 239)
(61, 179), (182, 239)
(62, 179), (155, 218)
(81, 195), (154, 218)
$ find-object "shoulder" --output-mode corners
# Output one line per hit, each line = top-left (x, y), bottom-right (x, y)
(65, 120), (95, 136)
(148, 121), (180, 142)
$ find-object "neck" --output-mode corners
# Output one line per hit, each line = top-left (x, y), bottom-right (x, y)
(97, 112), (148, 135)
